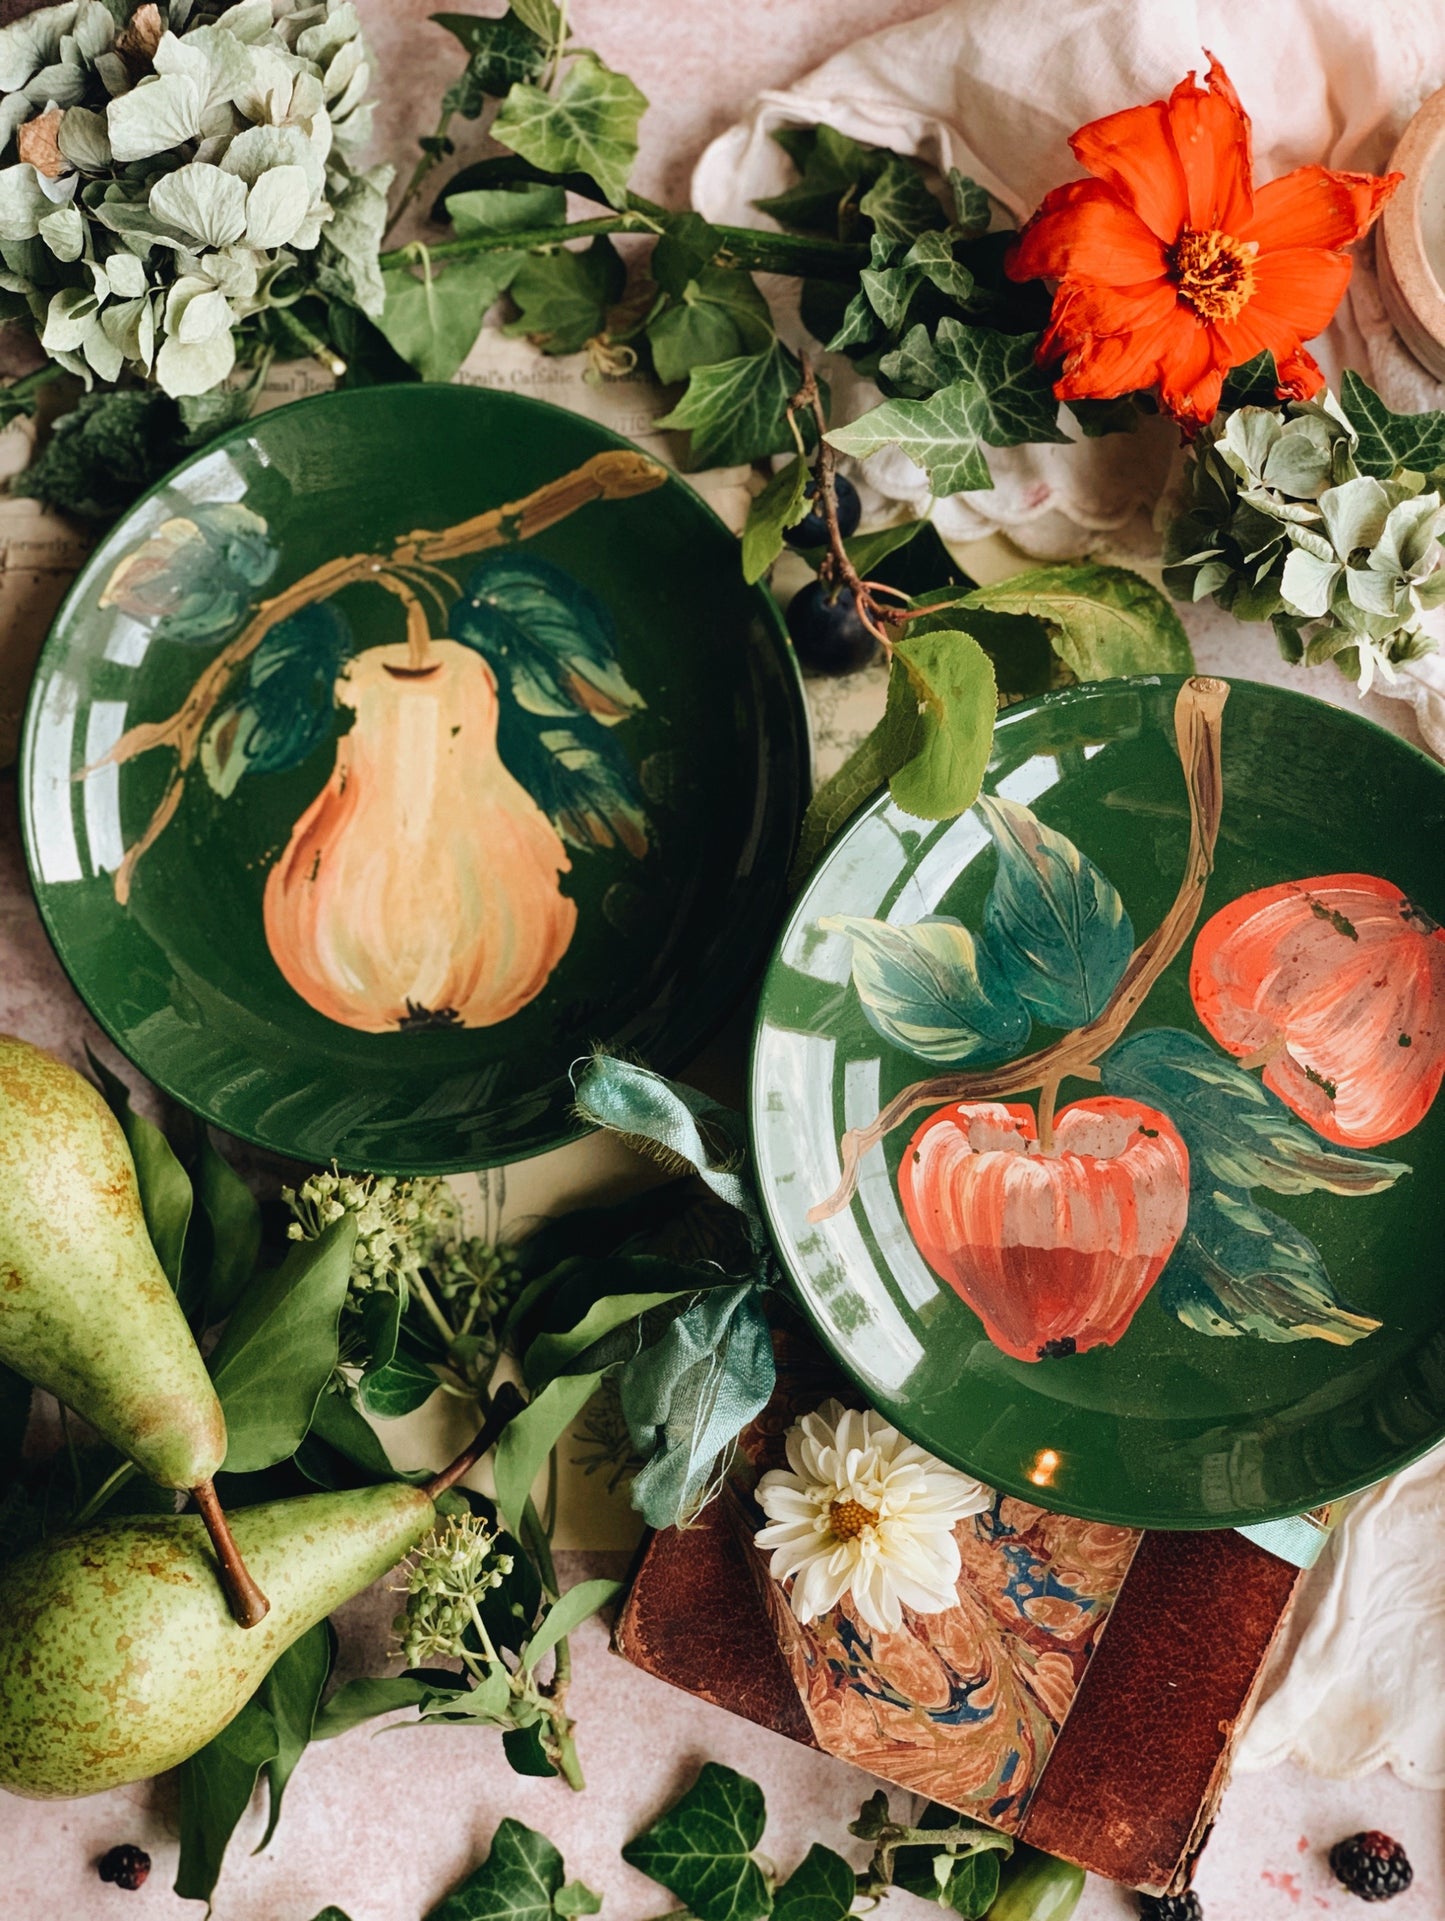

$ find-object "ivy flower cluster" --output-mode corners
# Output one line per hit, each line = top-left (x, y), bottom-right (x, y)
(1166, 391), (1445, 691)
(394, 1512), (513, 1670)
(0, 0), (390, 397)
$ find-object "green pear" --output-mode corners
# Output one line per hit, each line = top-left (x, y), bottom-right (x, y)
(0, 1034), (226, 1491)
(0, 1482), (436, 1797)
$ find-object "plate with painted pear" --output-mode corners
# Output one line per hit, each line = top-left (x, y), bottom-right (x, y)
(751, 675), (1445, 1528)
(21, 385), (806, 1170)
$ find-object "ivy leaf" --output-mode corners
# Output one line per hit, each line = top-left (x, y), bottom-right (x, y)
(756, 123), (887, 239)
(555, 1882), (602, 1916)
(201, 603), (353, 797)
(947, 169), (991, 237)
(1101, 1029), (1410, 1197)
(902, 230), (974, 305)
(358, 1350), (440, 1419)
(826, 379), (993, 494)
(888, 623), (998, 820)
(741, 454), (808, 584)
(657, 340), (802, 468)
(428, 1818), (598, 1921)
(1339, 368), (1445, 481)
(433, 12), (548, 106)
(879, 319), (1067, 446)
(174, 1694), (280, 1904)
(623, 1763), (772, 1921)
(378, 251), (522, 381)
(652, 212), (723, 294)
(504, 235), (624, 354)
(1220, 350), (1281, 409)
(978, 796), (1134, 1027)
(206, 1217), (357, 1473)
(86, 1049), (193, 1297)
(447, 182), (567, 235)
(648, 263), (774, 385)
(773, 1846), (857, 1921)
(858, 154), (947, 241)
(961, 562), (1194, 678)
(491, 53), (646, 209)
(509, 0), (564, 45)
(821, 915), (1029, 1064)
(1162, 1186), (1382, 1346)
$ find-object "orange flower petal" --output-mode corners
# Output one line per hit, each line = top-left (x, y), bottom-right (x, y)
(1008, 180), (1169, 285)
(1070, 100), (1189, 243)
(1156, 319), (1229, 427)
(1244, 165), (1403, 253)
(1053, 307), (1190, 404)
(1165, 54), (1253, 234)
(1273, 343), (1326, 400)
(1247, 244), (1354, 337)
(1039, 276), (1179, 362)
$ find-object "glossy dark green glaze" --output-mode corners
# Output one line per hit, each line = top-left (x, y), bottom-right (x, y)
(750, 677), (1445, 1529)
(21, 386), (806, 1172)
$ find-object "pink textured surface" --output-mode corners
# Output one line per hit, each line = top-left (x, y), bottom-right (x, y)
(3, 2), (1445, 1916)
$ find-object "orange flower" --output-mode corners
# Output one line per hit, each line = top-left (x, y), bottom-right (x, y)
(1006, 57), (1402, 428)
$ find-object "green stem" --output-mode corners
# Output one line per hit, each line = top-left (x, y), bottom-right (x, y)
(378, 218), (869, 283)
(1, 363), (62, 412)
(70, 1458), (139, 1528)
(408, 1270), (457, 1352)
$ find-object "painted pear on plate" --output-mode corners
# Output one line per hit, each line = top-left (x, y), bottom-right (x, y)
(0, 1034), (226, 1489)
(0, 1482), (436, 1798)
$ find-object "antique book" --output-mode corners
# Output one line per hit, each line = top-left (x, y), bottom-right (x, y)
(614, 1347), (1302, 1896)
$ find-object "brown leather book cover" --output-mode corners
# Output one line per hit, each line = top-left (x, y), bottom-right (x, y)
(614, 1349), (1303, 1895)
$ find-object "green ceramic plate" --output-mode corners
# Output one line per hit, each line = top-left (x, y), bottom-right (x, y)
(21, 385), (806, 1172)
(751, 675), (1445, 1529)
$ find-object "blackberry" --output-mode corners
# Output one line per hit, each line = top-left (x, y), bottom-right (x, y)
(1138, 1894), (1203, 1920)
(98, 1844), (151, 1890)
(1330, 1832), (1413, 1902)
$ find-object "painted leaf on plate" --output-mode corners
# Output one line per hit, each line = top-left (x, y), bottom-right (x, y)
(1101, 1028), (1411, 1197)
(97, 500), (279, 645)
(978, 795), (1133, 1027)
(201, 603), (355, 796)
(820, 914), (1029, 1064)
(1161, 1185), (1381, 1346)
(449, 553), (649, 857)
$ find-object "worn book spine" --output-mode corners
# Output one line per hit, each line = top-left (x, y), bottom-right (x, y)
(614, 1502), (1302, 1893)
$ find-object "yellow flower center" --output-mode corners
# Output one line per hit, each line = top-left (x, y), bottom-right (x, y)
(1169, 227), (1258, 324)
(828, 1497), (879, 1541)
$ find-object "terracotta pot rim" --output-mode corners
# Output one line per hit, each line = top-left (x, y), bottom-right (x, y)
(1380, 85), (1445, 379)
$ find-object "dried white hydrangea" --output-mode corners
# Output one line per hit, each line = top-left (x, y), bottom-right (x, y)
(0, 0), (391, 396)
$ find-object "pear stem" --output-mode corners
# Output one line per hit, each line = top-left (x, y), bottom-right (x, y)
(192, 1479), (271, 1630)
(424, 1380), (527, 1500)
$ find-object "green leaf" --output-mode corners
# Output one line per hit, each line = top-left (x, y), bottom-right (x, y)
(521, 1577), (622, 1672)
(623, 1762), (772, 1921)
(820, 914), (1029, 1064)
(789, 691), (916, 883)
(493, 1373), (602, 1537)
(1219, 350), (1281, 410)
(503, 1723), (559, 1778)
(428, 1817), (592, 1921)
(509, 0), (564, 45)
(504, 235), (625, 354)
(888, 624), (998, 820)
(858, 154), (947, 242)
(555, 1880), (602, 1916)
(312, 1672), (440, 1740)
(491, 53), (646, 209)
(657, 341), (802, 468)
(902, 230), (974, 305)
(827, 379), (993, 495)
(756, 123), (887, 239)
(256, 1620), (333, 1850)
(300, 1386), (400, 1485)
(433, 12), (548, 103)
(1101, 1029), (1410, 1197)
(85, 1049), (193, 1297)
(196, 1133), (262, 1322)
(524, 1278), (699, 1388)
(175, 1694), (279, 1904)
(1339, 368), (1445, 481)
(378, 251), (523, 382)
(620, 1283), (774, 1529)
(961, 562), (1194, 679)
(309, 1910), (355, 1920)
(985, 1848), (1083, 1921)
(947, 170), (991, 237)
(648, 263), (774, 385)
(772, 1846), (856, 1921)
(978, 795), (1134, 1026)
(358, 1350), (439, 1419)
(207, 1217), (358, 1474)
(741, 454), (808, 584)
(652, 212), (723, 295)
(1066, 394), (1145, 437)
(879, 320), (1067, 448)
(447, 182), (567, 235)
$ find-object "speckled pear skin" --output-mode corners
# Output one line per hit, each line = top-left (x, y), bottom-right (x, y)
(0, 1034), (226, 1490)
(0, 1483), (436, 1798)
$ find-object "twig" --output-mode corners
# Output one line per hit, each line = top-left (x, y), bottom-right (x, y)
(807, 677), (1230, 1221)
(424, 1381), (527, 1499)
(788, 359), (892, 651)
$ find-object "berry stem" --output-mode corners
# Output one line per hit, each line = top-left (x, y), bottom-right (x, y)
(788, 360), (892, 651)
